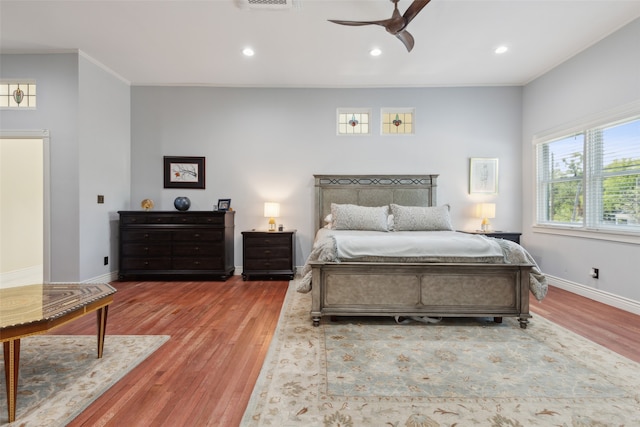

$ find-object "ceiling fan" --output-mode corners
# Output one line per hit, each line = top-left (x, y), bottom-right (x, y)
(328, 0), (431, 52)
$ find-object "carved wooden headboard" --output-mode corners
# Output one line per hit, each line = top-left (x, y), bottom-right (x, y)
(313, 174), (439, 230)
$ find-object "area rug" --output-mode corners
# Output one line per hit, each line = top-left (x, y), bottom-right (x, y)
(241, 281), (640, 426)
(0, 335), (169, 426)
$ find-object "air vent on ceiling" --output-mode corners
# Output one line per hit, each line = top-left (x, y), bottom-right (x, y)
(245, 0), (292, 9)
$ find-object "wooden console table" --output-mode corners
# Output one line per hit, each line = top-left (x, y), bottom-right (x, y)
(0, 283), (116, 423)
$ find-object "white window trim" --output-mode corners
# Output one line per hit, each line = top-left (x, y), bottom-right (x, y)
(532, 99), (640, 243)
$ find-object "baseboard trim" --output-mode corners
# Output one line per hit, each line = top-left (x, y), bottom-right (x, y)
(548, 275), (640, 316)
(81, 271), (120, 284)
(0, 265), (43, 288)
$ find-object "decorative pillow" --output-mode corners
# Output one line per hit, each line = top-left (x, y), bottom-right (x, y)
(390, 204), (453, 231)
(323, 213), (333, 229)
(331, 203), (389, 231)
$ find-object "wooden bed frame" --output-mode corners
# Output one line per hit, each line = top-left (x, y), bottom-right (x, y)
(309, 174), (532, 328)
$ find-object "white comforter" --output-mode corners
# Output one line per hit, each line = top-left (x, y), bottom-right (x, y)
(296, 229), (548, 301)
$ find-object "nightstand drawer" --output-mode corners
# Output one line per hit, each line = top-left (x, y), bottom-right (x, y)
(244, 258), (292, 270)
(244, 246), (291, 259)
(243, 235), (291, 247)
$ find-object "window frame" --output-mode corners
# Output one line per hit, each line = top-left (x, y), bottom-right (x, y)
(532, 101), (640, 244)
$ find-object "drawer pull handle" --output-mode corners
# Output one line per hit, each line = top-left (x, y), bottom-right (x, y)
(144, 247), (149, 252)
(144, 261), (149, 265)
(264, 250), (271, 254)
(194, 233), (200, 238)
(194, 261), (200, 265)
(195, 247), (200, 251)
(144, 234), (150, 239)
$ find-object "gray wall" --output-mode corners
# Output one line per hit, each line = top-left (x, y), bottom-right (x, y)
(522, 18), (640, 304)
(78, 55), (131, 280)
(0, 52), (130, 282)
(131, 86), (523, 265)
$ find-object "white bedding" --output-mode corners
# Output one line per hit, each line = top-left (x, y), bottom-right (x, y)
(296, 229), (548, 301)
(332, 229), (504, 260)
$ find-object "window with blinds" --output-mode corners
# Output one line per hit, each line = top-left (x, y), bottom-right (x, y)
(536, 116), (640, 232)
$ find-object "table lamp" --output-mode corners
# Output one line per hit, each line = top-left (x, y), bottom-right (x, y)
(477, 203), (496, 232)
(264, 202), (280, 232)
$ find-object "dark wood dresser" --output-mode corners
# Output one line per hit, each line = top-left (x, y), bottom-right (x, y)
(118, 211), (235, 280)
(241, 230), (296, 280)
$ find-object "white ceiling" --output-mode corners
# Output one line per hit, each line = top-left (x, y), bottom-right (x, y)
(1, 0), (639, 88)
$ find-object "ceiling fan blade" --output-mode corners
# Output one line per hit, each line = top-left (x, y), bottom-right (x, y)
(328, 19), (390, 27)
(395, 30), (415, 52)
(403, 0), (431, 25)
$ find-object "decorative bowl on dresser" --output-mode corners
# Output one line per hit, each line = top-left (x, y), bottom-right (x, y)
(118, 210), (235, 280)
(241, 230), (296, 280)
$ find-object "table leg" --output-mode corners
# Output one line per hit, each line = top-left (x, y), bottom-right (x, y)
(96, 305), (109, 358)
(3, 339), (21, 423)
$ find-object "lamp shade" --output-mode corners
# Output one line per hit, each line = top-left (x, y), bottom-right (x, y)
(476, 203), (496, 219)
(264, 202), (280, 218)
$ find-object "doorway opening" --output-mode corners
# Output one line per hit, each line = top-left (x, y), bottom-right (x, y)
(0, 130), (50, 287)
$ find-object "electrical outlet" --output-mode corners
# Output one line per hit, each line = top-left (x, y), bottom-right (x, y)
(590, 267), (599, 279)
(97, 195), (104, 204)
(104, 256), (109, 266)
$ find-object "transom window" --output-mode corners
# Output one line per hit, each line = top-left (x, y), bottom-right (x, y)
(0, 82), (36, 108)
(381, 108), (414, 135)
(337, 109), (370, 135)
(536, 115), (640, 233)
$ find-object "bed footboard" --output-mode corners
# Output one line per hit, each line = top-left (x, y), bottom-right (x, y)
(309, 261), (532, 328)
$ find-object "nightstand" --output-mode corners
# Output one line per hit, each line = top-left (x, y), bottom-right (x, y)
(241, 230), (296, 280)
(459, 230), (521, 244)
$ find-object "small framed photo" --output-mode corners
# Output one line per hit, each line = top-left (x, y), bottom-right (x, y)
(164, 156), (205, 189)
(469, 158), (498, 194)
(217, 199), (231, 211)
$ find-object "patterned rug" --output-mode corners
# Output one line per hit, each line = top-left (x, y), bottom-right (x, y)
(241, 281), (640, 426)
(1, 335), (169, 426)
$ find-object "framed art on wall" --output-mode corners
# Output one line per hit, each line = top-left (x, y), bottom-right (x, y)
(469, 158), (498, 194)
(164, 156), (205, 189)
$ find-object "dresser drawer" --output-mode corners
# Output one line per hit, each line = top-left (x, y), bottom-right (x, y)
(121, 230), (171, 242)
(173, 230), (223, 241)
(172, 243), (222, 257)
(121, 257), (171, 270)
(122, 243), (171, 257)
(172, 257), (223, 270)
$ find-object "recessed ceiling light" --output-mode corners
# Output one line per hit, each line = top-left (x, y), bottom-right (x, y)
(370, 48), (382, 57)
(494, 46), (508, 54)
(242, 48), (255, 57)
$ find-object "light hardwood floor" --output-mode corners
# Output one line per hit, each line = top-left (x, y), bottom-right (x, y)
(46, 277), (639, 426)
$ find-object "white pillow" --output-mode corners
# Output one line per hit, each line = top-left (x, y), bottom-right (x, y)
(331, 203), (389, 231)
(390, 204), (453, 231)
